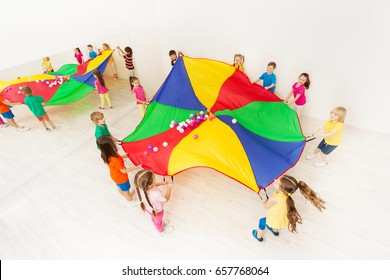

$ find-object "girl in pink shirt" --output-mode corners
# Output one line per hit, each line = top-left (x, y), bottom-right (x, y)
(284, 73), (310, 117)
(134, 169), (174, 234)
(74, 47), (84, 64)
(130, 76), (149, 117)
(93, 70), (112, 109)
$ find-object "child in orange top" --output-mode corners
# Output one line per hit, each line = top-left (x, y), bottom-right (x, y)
(97, 136), (141, 202)
(0, 96), (29, 132)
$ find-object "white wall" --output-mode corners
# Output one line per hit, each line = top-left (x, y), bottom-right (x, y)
(1, 0), (388, 134)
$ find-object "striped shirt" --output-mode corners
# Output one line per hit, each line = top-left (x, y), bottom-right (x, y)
(123, 54), (134, 70)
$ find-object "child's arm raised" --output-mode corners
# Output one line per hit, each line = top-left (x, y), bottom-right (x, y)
(164, 182), (173, 201)
(116, 46), (125, 56)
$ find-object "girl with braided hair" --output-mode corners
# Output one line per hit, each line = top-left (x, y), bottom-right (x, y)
(134, 169), (174, 234)
(252, 175), (325, 242)
(96, 136), (141, 203)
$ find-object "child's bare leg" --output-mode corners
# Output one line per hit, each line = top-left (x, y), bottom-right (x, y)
(256, 229), (265, 239)
(319, 151), (328, 162)
(40, 120), (49, 129)
(7, 118), (20, 128)
(46, 118), (56, 129)
(117, 187), (124, 196)
(123, 190), (133, 202)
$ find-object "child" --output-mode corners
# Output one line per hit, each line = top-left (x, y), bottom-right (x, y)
(93, 70), (112, 109)
(168, 50), (183, 66)
(74, 48), (84, 65)
(87, 44), (98, 60)
(169, 50), (177, 66)
(284, 73), (311, 116)
(90, 111), (117, 143)
(96, 136), (141, 203)
(116, 46), (135, 78)
(134, 169), (174, 234)
(252, 175), (325, 242)
(42, 56), (54, 73)
(233, 54), (245, 72)
(0, 96), (29, 132)
(130, 76), (148, 117)
(21, 86), (58, 132)
(99, 43), (118, 80)
(306, 107), (347, 167)
(253, 62), (277, 92)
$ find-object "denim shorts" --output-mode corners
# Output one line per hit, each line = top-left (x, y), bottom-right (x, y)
(116, 180), (131, 192)
(317, 139), (338, 155)
(1, 110), (14, 119)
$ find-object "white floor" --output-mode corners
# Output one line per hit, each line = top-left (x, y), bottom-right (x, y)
(1, 78), (389, 260)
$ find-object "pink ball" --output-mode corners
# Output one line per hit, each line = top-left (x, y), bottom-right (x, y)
(193, 134), (198, 139)
(144, 151), (149, 156)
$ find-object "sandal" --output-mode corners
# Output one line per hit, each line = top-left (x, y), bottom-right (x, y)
(266, 225), (279, 236)
(252, 229), (263, 242)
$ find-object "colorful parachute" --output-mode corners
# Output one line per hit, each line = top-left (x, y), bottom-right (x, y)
(121, 56), (306, 193)
(0, 50), (113, 106)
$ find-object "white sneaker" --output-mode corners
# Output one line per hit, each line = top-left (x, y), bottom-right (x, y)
(161, 225), (174, 235)
(52, 125), (61, 131)
(306, 153), (317, 160)
(314, 161), (328, 167)
(17, 126), (30, 133)
(0, 123), (9, 128)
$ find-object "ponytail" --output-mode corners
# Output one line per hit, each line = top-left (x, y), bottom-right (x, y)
(280, 175), (325, 233)
(134, 169), (156, 216)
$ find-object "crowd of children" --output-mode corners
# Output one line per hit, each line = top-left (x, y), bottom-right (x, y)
(0, 44), (348, 240)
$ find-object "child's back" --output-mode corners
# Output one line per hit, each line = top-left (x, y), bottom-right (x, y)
(24, 95), (46, 117)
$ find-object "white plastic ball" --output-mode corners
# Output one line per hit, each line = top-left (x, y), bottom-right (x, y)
(163, 142), (168, 147)
(153, 147), (158, 152)
(232, 118), (237, 124)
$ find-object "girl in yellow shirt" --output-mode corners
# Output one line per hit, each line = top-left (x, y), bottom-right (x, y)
(42, 56), (54, 73)
(252, 175), (325, 242)
(306, 107), (347, 167)
(233, 53), (245, 72)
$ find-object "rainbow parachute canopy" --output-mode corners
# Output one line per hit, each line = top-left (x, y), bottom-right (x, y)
(0, 50), (113, 106)
(122, 56), (306, 193)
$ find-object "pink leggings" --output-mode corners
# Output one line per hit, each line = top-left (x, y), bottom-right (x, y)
(0, 116), (5, 125)
(147, 210), (164, 232)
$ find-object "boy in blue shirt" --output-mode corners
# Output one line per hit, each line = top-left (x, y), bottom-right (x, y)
(87, 44), (98, 60)
(253, 62), (277, 92)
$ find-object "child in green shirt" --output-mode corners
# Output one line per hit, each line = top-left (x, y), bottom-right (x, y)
(21, 86), (58, 132)
(90, 111), (118, 144)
